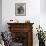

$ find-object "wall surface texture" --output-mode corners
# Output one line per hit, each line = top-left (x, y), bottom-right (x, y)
(2, 0), (46, 46)
(0, 0), (2, 32)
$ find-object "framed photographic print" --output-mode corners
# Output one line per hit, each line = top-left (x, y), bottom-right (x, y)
(15, 3), (26, 16)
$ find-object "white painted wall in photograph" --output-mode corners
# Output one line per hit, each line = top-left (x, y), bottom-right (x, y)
(0, 0), (2, 32)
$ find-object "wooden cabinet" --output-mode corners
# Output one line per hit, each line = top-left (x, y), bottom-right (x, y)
(7, 23), (34, 46)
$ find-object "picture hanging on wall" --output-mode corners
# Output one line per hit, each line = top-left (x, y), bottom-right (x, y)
(15, 3), (26, 16)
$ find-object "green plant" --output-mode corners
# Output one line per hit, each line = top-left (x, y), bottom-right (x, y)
(36, 25), (45, 41)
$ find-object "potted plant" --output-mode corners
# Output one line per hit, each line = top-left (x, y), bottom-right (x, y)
(36, 25), (45, 46)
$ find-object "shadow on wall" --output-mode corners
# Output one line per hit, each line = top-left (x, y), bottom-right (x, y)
(40, 0), (46, 14)
(0, 0), (2, 32)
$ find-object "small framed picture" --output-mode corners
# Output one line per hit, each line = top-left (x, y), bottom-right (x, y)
(15, 3), (26, 16)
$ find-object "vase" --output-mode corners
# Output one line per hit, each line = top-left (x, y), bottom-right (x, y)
(39, 40), (45, 46)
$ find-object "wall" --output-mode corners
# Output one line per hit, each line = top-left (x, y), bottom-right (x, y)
(2, 0), (40, 30)
(40, 0), (46, 31)
(0, 0), (2, 32)
(2, 0), (46, 46)
(40, 0), (46, 13)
